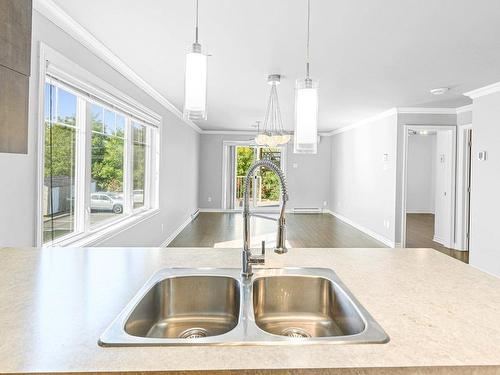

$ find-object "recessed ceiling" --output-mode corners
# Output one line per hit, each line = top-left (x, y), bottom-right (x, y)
(51, 0), (500, 131)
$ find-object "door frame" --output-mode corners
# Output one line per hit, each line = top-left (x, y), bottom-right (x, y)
(221, 140), (287, 211)
(401, 125), (457, 248)
(456, 124), (473, 251)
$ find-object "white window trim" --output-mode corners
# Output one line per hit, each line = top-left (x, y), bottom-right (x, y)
(37, 43), (161, 247)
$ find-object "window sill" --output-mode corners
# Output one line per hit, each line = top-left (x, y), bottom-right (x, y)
(48, 208), (160, 247)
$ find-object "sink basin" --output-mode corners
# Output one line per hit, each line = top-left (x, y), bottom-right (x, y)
(253, 275), (365, 338)
(125, 276), (240, 339)
(99, 268), (388, 346)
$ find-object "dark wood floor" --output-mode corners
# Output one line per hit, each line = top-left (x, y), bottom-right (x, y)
(169, 212), (386, 248)
(406, 213), (469, 263)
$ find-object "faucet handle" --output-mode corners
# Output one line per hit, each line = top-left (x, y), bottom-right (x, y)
(261, 240), (266, 256)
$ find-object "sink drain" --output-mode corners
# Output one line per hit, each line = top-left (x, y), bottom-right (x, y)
(281, 327), (311, 338)
(178, 328), (208, 339)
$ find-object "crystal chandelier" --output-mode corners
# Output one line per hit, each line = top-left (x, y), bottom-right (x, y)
(255, 74), (291, 147)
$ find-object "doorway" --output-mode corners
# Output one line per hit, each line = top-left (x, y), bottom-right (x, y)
(222, 142), (286, 211)
(401, 125), (468, 261)
(233, 145), (284, 209)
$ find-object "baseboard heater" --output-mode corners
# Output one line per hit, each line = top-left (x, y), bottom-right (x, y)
(292, 207), (322, 214)
(191, 209), (200, 220)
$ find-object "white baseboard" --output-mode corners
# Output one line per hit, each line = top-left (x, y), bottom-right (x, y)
(406, 209), (435, 214)
(199, 208), (240, 213)
(326, 211), (395, 248)
(160, 213), (197, 247)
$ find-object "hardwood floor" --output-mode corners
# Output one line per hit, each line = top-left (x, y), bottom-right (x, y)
(169, 212), (387, 248)
(406, 213), (469, 263)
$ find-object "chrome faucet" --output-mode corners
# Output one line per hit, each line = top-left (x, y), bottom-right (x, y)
(242, 159), (288, 277)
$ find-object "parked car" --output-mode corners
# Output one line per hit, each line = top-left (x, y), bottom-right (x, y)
(90, 192), (123, 214)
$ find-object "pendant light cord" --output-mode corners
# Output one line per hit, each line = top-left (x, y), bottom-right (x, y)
(195, 0), (199, 43)
(306, 0), (311, 79)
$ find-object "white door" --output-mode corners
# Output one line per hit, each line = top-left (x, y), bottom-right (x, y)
(434, 130), (454, 247)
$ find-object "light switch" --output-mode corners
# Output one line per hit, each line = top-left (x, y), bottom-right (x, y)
(478, 151), (487, 161)
(292, 163), (298, 169)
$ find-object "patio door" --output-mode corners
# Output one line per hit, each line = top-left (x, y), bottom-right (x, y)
(233, 145), (284, 210)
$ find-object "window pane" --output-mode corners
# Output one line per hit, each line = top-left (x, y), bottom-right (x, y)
(91, 104), (103, 133)
(57, 87), (77, 126)
(90, 113), (125, 226)
(116, 114), (125, 133)
(103, 108), (115, 135)
(43, 84), (77, 243)
(132, 122), (147, 209)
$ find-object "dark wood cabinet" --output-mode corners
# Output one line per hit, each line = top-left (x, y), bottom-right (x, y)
(0, 0), (32, 154)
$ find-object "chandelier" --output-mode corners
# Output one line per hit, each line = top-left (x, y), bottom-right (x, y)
(255, 74), (291, 147)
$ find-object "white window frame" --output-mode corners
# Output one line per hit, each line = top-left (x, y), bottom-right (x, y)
(36, 43), (161, 247)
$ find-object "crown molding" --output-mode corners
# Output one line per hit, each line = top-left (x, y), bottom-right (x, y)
(456, 104), (473, 114)
(33, 0), (202, 134)
(327, 108), (398, 136)
(201, 130), (257, 135)
(397, 107), (457, 115)
(464, 81), (500, 99)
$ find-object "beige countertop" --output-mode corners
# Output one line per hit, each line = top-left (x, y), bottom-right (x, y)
(0, 247), (500, 375)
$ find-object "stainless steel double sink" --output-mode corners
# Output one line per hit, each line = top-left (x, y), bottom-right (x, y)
(99, 267), (389, 346)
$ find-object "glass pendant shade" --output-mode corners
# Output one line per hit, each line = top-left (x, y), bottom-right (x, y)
(184, 43), (208, 120)
(294, 78), (318, 154)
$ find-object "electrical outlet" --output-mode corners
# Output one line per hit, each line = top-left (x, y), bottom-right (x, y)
(292, 163), (298, 169)
(208, 197), (212, 202)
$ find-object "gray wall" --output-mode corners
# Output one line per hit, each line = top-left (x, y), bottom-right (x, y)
(330, 113), (398, 244)
(469, 92), (500, 276)
(0, 11), (199, 247)
(198, 134), (331, 210)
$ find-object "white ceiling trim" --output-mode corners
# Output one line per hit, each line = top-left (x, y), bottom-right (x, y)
(33, 0), (202, 134)
(327, 108), (398, 136)
(456, 104), (473, 114)
(464, 81), (500, 99)
(396, 107), (457, 115)
(326, 106), (473, 136)
(201, 130), (257, 135)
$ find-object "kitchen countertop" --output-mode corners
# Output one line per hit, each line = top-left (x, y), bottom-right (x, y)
(0, 247), (499, 375)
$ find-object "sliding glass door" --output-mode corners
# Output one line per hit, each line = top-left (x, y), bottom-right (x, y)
(234, 145), (284, 210)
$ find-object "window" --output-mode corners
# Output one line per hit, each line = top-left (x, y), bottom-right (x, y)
(43, 85), (77, 243)
(42, 77), (159, 246)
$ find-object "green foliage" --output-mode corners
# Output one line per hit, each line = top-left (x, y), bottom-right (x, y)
(91, 121), (124, 192)
(133, 143), (146, 189)
(236, 147), (255, 176)
(44, 122), (76, 178)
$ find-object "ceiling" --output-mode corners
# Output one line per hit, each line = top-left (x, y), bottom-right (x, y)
(52, 0), (500, 131)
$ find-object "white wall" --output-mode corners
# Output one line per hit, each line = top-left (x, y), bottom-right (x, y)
(0, 11), (200, 247)
(406, 134), (436, 213)
(330, 113), (398, 245)
(198, 134), (331, 211)
(469, 91), (500, 277)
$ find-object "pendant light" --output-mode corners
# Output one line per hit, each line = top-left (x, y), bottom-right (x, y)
(294, 0), (318, 154)
(184, 0), (208, 121)
(255, 74), (291, 147)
